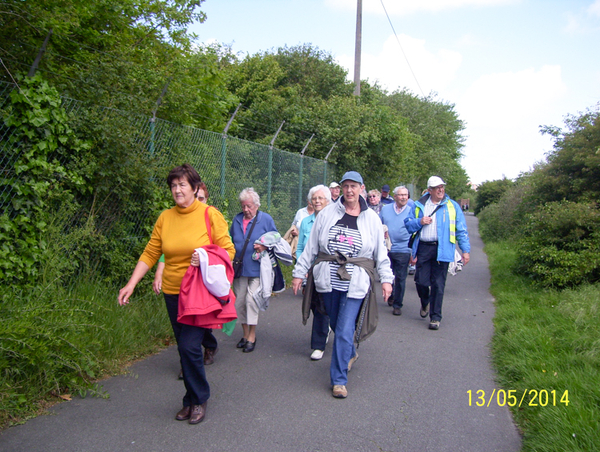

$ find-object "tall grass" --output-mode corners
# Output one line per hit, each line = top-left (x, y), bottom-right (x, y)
(487, 241), (600, 451)
(0, 275), (172, 428)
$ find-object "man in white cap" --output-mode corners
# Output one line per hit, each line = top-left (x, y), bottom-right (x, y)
(329, 181), (341, 202)
(404, 176), (471, 330)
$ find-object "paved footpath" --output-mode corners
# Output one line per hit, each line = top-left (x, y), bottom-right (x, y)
(1, 215), (521, 452)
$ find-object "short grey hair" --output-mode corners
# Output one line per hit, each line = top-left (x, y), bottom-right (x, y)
(393, 185), (408, 195)
(239, 187), (260, 206)
(308, 184), (331, 202)
(368, 189), (381, 198)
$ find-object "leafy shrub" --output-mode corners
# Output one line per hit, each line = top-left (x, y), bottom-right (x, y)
(477, 178), (534, 242)
(0, 75), (89, 284)
(474, 178), (514, 215)
(516, 201), (600, 288)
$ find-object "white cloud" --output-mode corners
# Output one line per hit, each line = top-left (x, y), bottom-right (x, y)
(563, 1), (600, 34)
(588, 0), (600, 17)
(325, 0), (519, 16)
(457, 65), (567, 183)
(336, 34), (462, 94)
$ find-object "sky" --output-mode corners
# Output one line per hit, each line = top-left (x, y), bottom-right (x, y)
(190, 0), (600, 184)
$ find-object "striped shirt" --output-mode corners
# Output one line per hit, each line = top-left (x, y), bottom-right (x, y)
(327, 213), (363, 292)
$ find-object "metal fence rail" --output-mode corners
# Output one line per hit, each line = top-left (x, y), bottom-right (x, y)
(1, 81), (336, 256)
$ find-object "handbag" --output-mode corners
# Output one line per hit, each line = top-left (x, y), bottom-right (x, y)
(233, 212), (258, 279)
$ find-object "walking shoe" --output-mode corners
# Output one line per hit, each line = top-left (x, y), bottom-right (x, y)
(332, 385), (348, 398)
(420, 304), (430, 318)
(408, 265), (416, 275)
(204, 347), (217, 365)
(175, 405), (191, 421)
(243, 339), (256, 353)
(387, 297), (394, 306)
(429, 320), (440, 330)
(311, 349), (324, 360)
(393, 307), (402, 316)
(236, 338), (247, 348)
(348, 353), (359, 371)
(188, 402), (207, 424)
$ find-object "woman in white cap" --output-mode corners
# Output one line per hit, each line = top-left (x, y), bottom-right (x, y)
(292, 171), (393, 399)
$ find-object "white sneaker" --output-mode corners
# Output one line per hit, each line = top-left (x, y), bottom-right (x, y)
(311, 349), (324, 360)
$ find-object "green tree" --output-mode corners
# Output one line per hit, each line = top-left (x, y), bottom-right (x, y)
(383, 89), (467, 191)
(535, 106), (600, 204)
(475, 178), (515, 215)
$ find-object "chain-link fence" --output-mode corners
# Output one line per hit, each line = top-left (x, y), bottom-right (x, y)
(0, 81), (336, 251)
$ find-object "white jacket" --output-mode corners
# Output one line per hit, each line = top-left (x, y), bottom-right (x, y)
(292, 195), (393, 299)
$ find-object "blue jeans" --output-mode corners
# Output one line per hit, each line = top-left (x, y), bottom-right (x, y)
(320, 290), (362, 386)
(388, 252), (411, 309)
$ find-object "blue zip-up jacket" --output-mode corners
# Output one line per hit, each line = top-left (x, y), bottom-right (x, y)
(230, 211), (277, 278)
(404, 193), (470, 262)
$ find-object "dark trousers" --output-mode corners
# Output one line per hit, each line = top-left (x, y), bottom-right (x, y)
(164, 294), (210, 407)
(311, 307), (330, 351)
(414, 243), (449, 322)
(388, 251), (411, 309)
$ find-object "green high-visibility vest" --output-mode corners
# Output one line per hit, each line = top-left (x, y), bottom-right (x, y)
(416, 201), (456, 244)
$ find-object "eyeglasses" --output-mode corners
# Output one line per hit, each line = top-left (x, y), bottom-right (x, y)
(368, 195), (379, 198)
(312, 196), (326, 201)
(431, 186), (445, 191)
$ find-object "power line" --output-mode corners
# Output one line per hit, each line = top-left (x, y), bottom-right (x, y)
(379, 0), (425, 97)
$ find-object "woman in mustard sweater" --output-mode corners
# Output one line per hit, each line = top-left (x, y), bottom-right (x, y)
(118, 164), (234, 425)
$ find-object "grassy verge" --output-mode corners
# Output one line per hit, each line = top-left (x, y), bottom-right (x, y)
(486, 241), (600, 451)
(0, 277), (172, 429)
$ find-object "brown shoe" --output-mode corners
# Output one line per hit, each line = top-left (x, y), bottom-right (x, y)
(332, 385), (348, 398)
(348, 353), (359, 371)
(189, 402), (207, 424)
(204, 347), (217, 365)
(175, 405), (191, 421)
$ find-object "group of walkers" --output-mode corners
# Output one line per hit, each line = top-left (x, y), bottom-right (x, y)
(117, 164), (470, 423)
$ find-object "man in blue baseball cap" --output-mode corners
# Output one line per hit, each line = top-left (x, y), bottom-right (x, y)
(380, 184), (394, 205)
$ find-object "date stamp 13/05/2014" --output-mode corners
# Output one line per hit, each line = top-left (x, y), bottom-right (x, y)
(467, 389), (569, 407)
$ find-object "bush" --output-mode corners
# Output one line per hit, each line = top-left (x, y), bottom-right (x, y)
(516, 201), (600, 288)
(0, 275), (171, 428)
(477, 179), (534, 242)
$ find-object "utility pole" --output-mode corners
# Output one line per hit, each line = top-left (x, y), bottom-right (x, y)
(353, 0), (362, 96)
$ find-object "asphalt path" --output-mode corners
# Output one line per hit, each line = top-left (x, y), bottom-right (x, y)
(1, 214), (521, 452)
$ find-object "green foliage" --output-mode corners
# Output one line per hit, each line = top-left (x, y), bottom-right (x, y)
(516, 201), (600, 288)
(383, 89), (468, 191)
(477, 179), (534, 242)
(487, 241), (600, 451)
(0, 75), (89, 283)
(474, 177), (515, 215)
(536, 106), (600, 204)
(0, 276), (171, 428)
(0, 211), (173, 426)
(223, 46), (467, 190)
